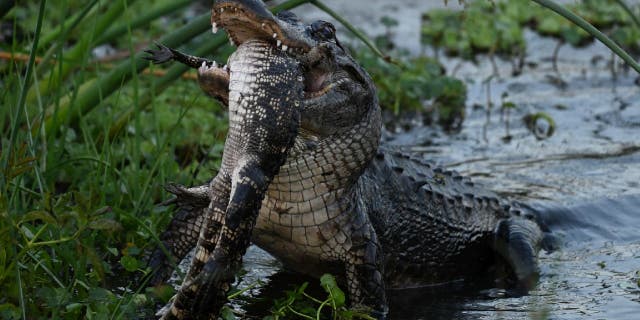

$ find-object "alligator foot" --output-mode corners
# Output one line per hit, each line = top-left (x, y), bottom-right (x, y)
(143, 42), (214, 69)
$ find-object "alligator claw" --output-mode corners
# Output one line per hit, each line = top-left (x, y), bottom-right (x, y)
(143, 42), (175, 64)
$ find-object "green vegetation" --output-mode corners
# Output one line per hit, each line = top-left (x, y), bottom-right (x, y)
(264, 274), (374, 320)
(356, 48), (467, 131)
(1, 0), (230, 318)
(422, 0), (640, 58)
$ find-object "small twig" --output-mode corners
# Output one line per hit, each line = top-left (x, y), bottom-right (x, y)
(482, 75), (494, 143)
(552, 40), (563, 74)
(489, 45), (499, 78)
(0, 50), (198, 80)
(0, 51), (44, 64)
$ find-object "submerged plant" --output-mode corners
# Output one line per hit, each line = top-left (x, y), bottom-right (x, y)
(266, 274), (375, 320)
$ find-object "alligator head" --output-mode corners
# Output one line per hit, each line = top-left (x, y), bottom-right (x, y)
(206, 0), (377, 136)
(146, 0), (378, 136)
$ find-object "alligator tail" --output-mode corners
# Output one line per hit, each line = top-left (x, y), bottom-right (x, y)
(493, 216), (544, 293)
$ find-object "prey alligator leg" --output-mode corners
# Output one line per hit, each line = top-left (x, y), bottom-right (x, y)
(148, 183), (209, 286)
(144, 43), (230, 105)
(144, 42), (213, 68)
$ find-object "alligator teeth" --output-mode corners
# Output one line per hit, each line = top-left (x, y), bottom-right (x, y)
(211, 23), (218, 34)
(262, 23), (266, 29)
(282, 45), (288, 51)
(276, 40), (282, 47)
(220, 8), (224, 13)
(272, 33), (277, 38)
(222, 64), (228, 71)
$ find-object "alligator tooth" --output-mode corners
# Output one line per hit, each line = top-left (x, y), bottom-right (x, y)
(229, 38), (235, 46)
(222, 64), (228, 71)
(211, 61), (218, 68)
(211, 23), (218, 34)
(282, 45), (288, 51)
(276, 40), (282, 47)
(272, 33), (277, 38)
(220, 8), (224, 13)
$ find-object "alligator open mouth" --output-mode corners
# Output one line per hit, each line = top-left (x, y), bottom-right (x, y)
(145, 0), (367, 105)
(211, 0), (311, 53)
(211, 0), (352, 101)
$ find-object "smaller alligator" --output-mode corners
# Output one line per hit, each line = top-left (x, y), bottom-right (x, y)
(145, 0), (556, 319)
(147, 39), (303, 318)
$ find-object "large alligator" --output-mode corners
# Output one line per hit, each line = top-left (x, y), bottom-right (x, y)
(145, 0), (553, 318)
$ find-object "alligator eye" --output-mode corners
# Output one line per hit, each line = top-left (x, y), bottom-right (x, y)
(311, 21), (336, 41)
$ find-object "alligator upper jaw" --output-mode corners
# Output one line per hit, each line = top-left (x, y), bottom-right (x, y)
(211, 0), (311, 54)
(209, 0), (363, 101)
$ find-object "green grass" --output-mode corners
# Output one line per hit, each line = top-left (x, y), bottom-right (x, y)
(1, 1), (227, 318)
(422, 0), (640, 65)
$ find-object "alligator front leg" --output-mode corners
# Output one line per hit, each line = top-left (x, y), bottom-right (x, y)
(144, 44), (230, 106)
(344, 212), (388, 319)
(148, 183), (210, 285)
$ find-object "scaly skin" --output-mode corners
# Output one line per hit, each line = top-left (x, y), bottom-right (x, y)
(149, 38), (303, 319)
(145, 0), (551, 318)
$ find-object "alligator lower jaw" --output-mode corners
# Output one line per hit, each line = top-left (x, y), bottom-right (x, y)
(211, 2), (309, 54)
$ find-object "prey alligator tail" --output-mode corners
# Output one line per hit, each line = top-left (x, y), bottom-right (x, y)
(144, 0), (555, 318)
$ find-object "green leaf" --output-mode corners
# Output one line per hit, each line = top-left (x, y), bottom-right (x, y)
(502, 102), (517, 109)
(66, 303), (84, 312)
(21, 210), (57, 224)
(120, 256), (139, 272)
(220, 306), (237, 320)
(87, 218), (122, 231)
(320, 274), (345, 308)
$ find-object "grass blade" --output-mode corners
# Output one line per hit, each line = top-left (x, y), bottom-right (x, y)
(95, 0), (192, 45)
(532, 0), (640, 74)
(43, 13), (212, 137)
(2, 0), (47, 191)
